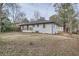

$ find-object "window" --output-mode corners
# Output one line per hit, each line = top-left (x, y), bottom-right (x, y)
(22, 26), (27, 30)
(37, 24), (39, 27)
(29, 27), (33, 30)
(27, 25), (29, 30)
(22, 26), (24, 30)
(33, 25), (35, 27)
(43, 24), (45, 28)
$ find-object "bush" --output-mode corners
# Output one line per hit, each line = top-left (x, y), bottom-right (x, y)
(9, 26), (21, 32)
(35, 31), (39, 33)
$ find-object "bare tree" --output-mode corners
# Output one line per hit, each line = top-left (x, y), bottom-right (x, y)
(3, 3), (20, 23)
(15, 12), (29, 23)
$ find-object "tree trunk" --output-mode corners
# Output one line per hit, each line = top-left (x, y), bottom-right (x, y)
(0, 19), (2, 32)
(69, 21), (72, 34)
(0, 3), (3, 32)
(63, 22), (66, 32)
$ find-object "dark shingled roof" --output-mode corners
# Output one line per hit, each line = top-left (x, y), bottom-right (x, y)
(19, 20), (62, 26)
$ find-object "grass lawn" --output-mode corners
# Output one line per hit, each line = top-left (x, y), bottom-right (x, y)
(0, 32), (79, 56)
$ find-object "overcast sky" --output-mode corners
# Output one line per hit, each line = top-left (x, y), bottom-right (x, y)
(19, 3), (56, 20)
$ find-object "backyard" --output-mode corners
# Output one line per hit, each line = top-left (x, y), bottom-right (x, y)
(0, 32), (79, 56)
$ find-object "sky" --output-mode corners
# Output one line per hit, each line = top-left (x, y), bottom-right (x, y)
(19, 3), (56, 21)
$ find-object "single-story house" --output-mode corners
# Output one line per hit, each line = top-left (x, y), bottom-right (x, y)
(19, 20), (63, 34)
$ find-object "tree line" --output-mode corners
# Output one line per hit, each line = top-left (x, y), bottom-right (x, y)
(0, 3), (79, 34)
(50, 3), (79, 34)
(0, 3), (29, 32)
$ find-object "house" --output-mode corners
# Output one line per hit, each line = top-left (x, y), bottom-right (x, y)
(19, 20), (63, 34)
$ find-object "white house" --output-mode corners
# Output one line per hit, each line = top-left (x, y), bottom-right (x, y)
(20, 20), (63, 34)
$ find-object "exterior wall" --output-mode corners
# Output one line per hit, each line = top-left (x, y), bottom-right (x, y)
(21, 24), (52, 34)
(33, 24), (52, 34)
(21, 23), (63, 34)
(52, 24), (63, 34)
(21, 25), (33, 32)
(52, 24), (58, 34)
